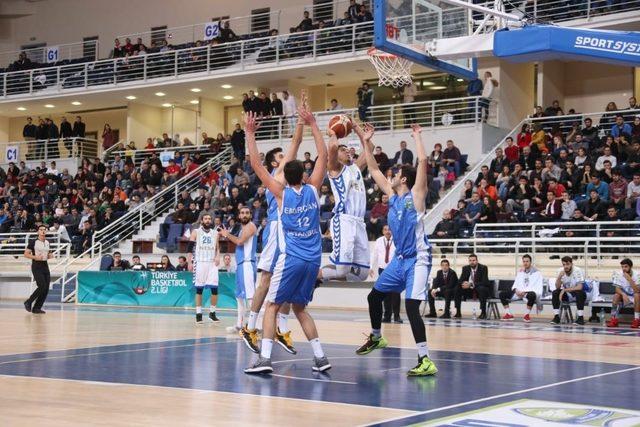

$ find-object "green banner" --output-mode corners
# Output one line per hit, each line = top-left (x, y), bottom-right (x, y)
(77, 270), (237, 308)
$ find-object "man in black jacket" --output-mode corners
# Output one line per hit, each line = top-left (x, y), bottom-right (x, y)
(72, 116), (86, 138)
(60, 116), (73, 153)
(426, 259), (458, 318)
(23, 117), (37, 160)
(456, 254), (491, 319)
(45, 118), (60, 158)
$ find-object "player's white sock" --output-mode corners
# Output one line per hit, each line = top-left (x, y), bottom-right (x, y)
(278, 313), (289, 333)
(416, 342), (430, 358)
(553, 309), (559, 315)
(245, 299), (253, 326)
(196, 306), (202, 314)
(247, 311), (258, 330)
(309, 338), (324, 358)
(236, 298), (245, 328)
(505, 307), (511, 315)
(210, 305), (216, 313)
(635, 312), (640, 319)
(526, 307), (532, 315)
(321, 266), (338, 281)
(260, 339), (273, 359)
(371, 328), (381, 338)
(577, 310), (584, 317)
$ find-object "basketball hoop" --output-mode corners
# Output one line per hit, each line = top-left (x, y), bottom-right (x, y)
(367, 25), (413, 88)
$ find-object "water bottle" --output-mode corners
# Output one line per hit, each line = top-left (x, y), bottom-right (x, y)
(472, 308), (477, 321)
(599, 310), (605, 326)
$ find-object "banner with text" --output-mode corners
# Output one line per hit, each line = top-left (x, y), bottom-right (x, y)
(77, 270), (237, 308)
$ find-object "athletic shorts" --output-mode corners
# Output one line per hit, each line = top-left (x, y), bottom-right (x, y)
(236, 261), (257, 300)
(268, 253), (320, 305)
(257, 220), (280, 273)
(329, 213), (370, 270)
(374, 253), (431, 301)
(620, 287), (637, 304)
(193, 260), (218, 288)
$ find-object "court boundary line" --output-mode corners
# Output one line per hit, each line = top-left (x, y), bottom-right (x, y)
(0, 373), (417, 415)
(361, 365), (640, 426)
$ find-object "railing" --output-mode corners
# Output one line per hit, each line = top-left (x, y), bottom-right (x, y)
(2, 40), (99, 70)
(0, 137), (99, 163)
(90, 146), (233, 255)
(52, 242), (103, 303)
(526, 107), (640, 137)
(0, 232), (62, 257)
(480, 0), (640, 24)
(106, 144), (217, 168)
(428, 235), (640, 278)
(474, 221), (640, 240)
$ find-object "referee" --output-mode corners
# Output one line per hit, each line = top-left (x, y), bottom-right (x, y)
(23, 225), (52, 314)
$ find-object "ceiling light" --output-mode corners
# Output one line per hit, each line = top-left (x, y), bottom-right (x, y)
(162, 103), (173, 107)
(71, 101), (82, 106)
(223, 95), (234, 100)
(429, 85), (447, 90)
(155, 92), (166, 97)
(221, 84), (232, 89)
(421, 81), (435, 86)
(17, 107), (27, 111)
(190, 100), (199, 105)
(190, 88), (201, 93)
(126, 95), (137, 100)
(456, 78), (464, 82)
(44, 104), (55, 108)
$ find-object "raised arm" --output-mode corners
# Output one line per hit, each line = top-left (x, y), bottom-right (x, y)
(327, 132), (342, 176)
(245, 112), (284, 199)
(300, 108), (327, 191)
(219, 222), (257, 246)
(274, 94), (307, 181)
(411, 124), (428, 213)
(354, 122), (375, 171)
(357, 123), (393, 196)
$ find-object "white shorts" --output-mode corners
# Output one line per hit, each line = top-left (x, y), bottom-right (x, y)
(236, 261), (257, 300)
(329, 213), (370, 269)
(257, 221), (280, 273)
(193, 261), (218, 288)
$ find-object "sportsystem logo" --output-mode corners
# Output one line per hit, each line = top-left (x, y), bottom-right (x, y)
(574, 36), (640, 57)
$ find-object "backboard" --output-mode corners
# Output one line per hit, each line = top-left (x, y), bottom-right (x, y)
(373, 0), (477, 79)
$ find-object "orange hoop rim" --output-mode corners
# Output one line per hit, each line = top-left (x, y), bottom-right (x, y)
(367, 47), (398, 59)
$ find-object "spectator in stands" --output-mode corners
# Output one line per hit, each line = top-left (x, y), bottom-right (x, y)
(595, 146), (617, 172)
(516, 124), (532, 149)
(391, 140), (413, 166)
(545, 100), (563, 116)
(328, 98), (343, 111)
(477, 179), (497, 201)
(583, 189), (607, 221)
(282, 91), (297, 135)
(475, 165), (494, 186)
(158, 255), (175, 271)
(431, 210), (459, 239)
(347, 0), (360, 20)
(550, 256), (587, 325)
(102, 124), (115, 150)
(609, 170), (628, 209)
(541, 157), (562, 183)
(586, 175), (609, 201)
(530, 123), (548, 154)
(298, 10), (313, 31)
(457, 254), (491, 319)
(108, 251), (130, 270)
(356, 4), (373, 21)
(540, 191), (562, 221)
(233, 167), (250, 187)
(625, 174), (640, 209)
(112, 39), (125, 58)
(367, 193), (389, 238)
(130, 255), (146, 271)
(560, 191), (577, 220)
(500, 254), (543, 322)
(489, 147), (508, 178)
(457, 191), (482, 233)
(606, 258), (640, 329)
(357, 82), (374, 121)
(443, 139), (462, 177)
(480, 71), (496, 121)
(220, 21), (238, 43)
(507, 176), (534, 214)
(373, 146), (389, 171)
(503, 137), (518, 165)
(611, 114), (632, 139)
(176, 256), (188, 271)
(426, 259), (458, 318)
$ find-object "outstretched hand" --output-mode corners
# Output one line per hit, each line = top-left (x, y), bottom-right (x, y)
(411, 123), (422, 137)
(243, 111), (261, 133)
(362, 123), (375, 141)
(298, 104), (316, 126)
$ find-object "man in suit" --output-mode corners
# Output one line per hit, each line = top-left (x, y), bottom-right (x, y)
(370, 225), (402, 323)
(426, 259), (458, 318)
(72, 116), (86, 138)
(392, 140), (413, 166)
(456, 254), (491, 319)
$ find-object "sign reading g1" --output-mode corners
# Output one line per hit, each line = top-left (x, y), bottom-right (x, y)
(5, 146), (19, 162)
(45, 46), (59, 64)
(204, 22), (220, 41)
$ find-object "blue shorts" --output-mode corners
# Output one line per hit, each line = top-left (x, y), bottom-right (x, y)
(236, 261), (257, 300)
(374, 255), (431, 301)
(268, 253), (320, 305)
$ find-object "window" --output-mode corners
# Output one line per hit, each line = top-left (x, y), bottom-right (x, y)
(212, 15), (230, 24)
(251, 8), (270, 33)
(313, 0), (334, 22)
(83, 36), (99, 60)
(150, 26), (168, 48)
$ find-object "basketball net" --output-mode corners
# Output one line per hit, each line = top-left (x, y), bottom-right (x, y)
(367, 25), (414, 88)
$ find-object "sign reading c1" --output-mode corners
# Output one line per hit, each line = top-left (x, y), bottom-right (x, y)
(5, 145), (19, 162)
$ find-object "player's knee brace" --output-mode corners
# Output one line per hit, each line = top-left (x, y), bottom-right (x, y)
(211, 287), (218, 295)
(405, 298), (426, 343)
(346, 266), (370, 282)
(526, 292), (536, 306)
(196, 288), (204, 295)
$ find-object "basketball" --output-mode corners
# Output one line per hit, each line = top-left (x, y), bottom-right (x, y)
(328, 114), (353, 139)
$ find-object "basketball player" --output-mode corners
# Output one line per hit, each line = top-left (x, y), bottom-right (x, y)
(218, 207), (258, 333)
(319, 117), (373, 283)
(187, 213), (220, 324)
(243, 108), (331, 374)
(23, 224), (52, 314)
(551, 256), (587, 326)
(240, 106), (306, 355)
(607, 258), (640, 329)
(355, 123), (437, 377)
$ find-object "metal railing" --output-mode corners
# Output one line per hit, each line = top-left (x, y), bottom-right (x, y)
(0, 232), (63, 257)
(2, 40), (99, 70)
(106, 144), (218, 168)
(474, 221), (640, 239)
(0, 137), (99, 163)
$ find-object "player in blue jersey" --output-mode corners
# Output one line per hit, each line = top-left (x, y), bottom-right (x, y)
(218, 206), (258, 333)
(355, 123), (437, 377)
(243, 107), (331, 374)
(239, 107), (305, 355)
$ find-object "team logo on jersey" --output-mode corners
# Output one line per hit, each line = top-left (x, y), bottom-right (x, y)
(514, 407), (637, 425)
(404, 198), (414, 210)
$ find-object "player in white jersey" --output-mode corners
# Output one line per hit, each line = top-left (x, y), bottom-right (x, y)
(319, 121), (373, 283)
(218, 207), (258, 334)
(551, 256), (588, 326)
(187, 213), (220, 324)
(240, 102), (305, 355)
(607, 258), (640, 329)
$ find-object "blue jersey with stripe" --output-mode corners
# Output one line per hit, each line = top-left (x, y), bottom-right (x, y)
(387, 192), (430, 258)
(235, 225), (257, 264)
(278, 184), (321, 262)
(266, 171), (279, 223)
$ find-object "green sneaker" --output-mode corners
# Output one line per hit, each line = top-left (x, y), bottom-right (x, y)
(355, 334), (388, 355)
(407, 356), (438, 376)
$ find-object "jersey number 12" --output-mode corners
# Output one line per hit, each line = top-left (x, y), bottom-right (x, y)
(297, 217), (310, 228)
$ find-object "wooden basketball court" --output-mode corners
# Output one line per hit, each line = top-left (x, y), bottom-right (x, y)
(1, 303), (639, 426)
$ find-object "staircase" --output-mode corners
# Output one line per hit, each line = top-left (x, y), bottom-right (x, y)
(111, 211), (173, 254)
